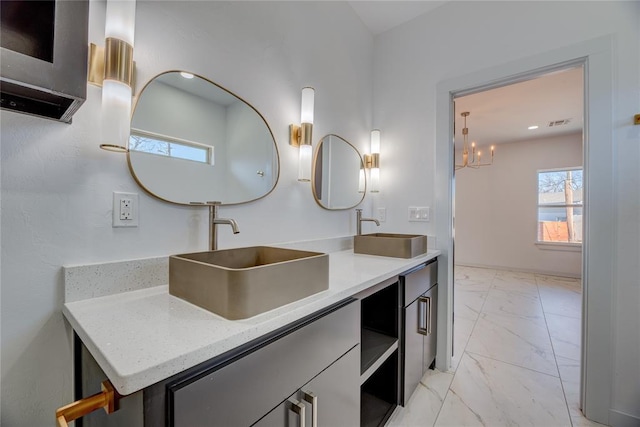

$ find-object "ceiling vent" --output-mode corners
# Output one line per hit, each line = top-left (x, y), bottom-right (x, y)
(548, 118), (572, 127)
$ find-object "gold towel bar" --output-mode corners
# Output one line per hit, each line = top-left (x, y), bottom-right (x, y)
(56, 380), (119, 427)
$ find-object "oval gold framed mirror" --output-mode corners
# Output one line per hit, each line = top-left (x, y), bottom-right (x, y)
(128, 71), (279, 205)
(312, 134), (365, 210)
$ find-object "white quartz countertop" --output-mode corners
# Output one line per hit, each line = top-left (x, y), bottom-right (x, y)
(63, 249), (440, 395)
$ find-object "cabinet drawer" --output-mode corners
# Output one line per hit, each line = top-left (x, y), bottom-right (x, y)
(403, 260), (437, 305)
(169, 300), (359, 427)
(254, 345), (360, 427)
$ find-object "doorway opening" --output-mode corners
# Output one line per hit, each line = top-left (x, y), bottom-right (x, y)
(450, 65), (586, 424)
(434, 36), (615, 425)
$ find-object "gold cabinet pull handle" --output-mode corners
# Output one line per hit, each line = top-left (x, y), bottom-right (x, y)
(302, 391), (318, 427)
(418, 296), (429, 335)
(55, 380), (119, 427)
(290, 400), (306, 427)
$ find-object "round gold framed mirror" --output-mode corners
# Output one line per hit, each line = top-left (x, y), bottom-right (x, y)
(312, 134), (365, 210)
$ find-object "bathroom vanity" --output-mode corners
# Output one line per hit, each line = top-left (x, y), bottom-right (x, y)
(63, 245), (440, 426)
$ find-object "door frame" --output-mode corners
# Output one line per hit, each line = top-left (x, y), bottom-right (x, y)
(434, 36), (614, 425)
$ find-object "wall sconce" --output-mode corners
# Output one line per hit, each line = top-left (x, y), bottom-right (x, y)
(88, 0), (136, 153)
(364, 129), (381, 193)
(290, 87), (315, 182)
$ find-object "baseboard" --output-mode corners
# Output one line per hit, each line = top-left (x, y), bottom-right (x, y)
(609, 409), (640, 427)
(454, 261), (581, 279)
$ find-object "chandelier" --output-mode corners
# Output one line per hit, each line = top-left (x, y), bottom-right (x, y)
(455, 111), (495, 170)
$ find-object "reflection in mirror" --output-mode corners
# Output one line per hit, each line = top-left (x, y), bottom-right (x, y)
(312, 134), (365, 210)
(128, 71), (279, 205)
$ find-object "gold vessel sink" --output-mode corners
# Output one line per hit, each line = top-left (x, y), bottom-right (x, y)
(354, 233), (428, 258)
(169, 246), (329, 320)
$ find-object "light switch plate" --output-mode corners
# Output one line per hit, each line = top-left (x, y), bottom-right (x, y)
(408, 206), (430, 222)
(113, 192), (139, 227)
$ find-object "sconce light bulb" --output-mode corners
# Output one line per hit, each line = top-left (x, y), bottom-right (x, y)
(300, 87), (315, 125)
(101, 80), (132, 149)
(298, 143), (312, 182)
(370, 168), (380, 193)
(105, 0), (136, 46)
(370, 129), (381, 154)
(180, 72), (194, 79)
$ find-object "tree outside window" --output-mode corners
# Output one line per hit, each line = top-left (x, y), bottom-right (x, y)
(129, 129), (213, 165)
(537, 168), (583, 243)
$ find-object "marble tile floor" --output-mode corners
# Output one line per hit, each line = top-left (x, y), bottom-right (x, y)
(388, 266), (607, 427)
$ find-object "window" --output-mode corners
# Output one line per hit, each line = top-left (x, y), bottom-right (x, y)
(129, 129), (213, 165)
(537, 168), (583, 244)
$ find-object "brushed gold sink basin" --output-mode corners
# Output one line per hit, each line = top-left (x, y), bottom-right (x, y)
(354, 233), (427, 258)
(169, 246), (329, 320)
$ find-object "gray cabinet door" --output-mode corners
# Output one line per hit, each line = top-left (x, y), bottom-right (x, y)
(255, 345), (360, 427)
(402, 299), (423, 406)
(302, 345), (360, 427)
(254, 398), (306, 427)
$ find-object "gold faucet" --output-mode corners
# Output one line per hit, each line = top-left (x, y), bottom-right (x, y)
(191, 201), (240, 250)
(356, 209), (380, 235)
(209, 202), (240, 250)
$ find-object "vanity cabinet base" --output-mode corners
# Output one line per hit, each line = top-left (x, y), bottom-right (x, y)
(168, 299), (359, 426)
(75, 298), (359, 427)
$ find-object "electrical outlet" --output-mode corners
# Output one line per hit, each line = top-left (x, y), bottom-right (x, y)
(120, 198), (132, 220)
(113, 192), (139, 227)
(377, 207), (387, 222)
(408, 206), (430, 222)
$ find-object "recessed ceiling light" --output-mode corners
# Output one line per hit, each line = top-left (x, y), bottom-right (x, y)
(180, 72), (194, 79)
(528, 125), (539, 130)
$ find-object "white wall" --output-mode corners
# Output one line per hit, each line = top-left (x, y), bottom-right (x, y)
(0, 1), (374, 425)
(373, 1), (639, 424)
(455, 133), (582, 277)
(321, 135), (362, 209)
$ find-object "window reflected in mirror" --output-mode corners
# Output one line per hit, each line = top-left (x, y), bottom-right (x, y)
(130, 129), (213, 165)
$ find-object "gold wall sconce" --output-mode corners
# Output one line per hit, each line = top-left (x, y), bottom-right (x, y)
(290, 87), (315, 181)
(364, 129), (381, 193)
(88, 0), (136, 153)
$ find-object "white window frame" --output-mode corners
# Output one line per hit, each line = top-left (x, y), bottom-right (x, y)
(536, 166), (583, 248)
(129, 128), (214, 165)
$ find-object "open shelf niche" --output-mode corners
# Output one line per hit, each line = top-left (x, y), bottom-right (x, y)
(360, 280), (400, 427)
